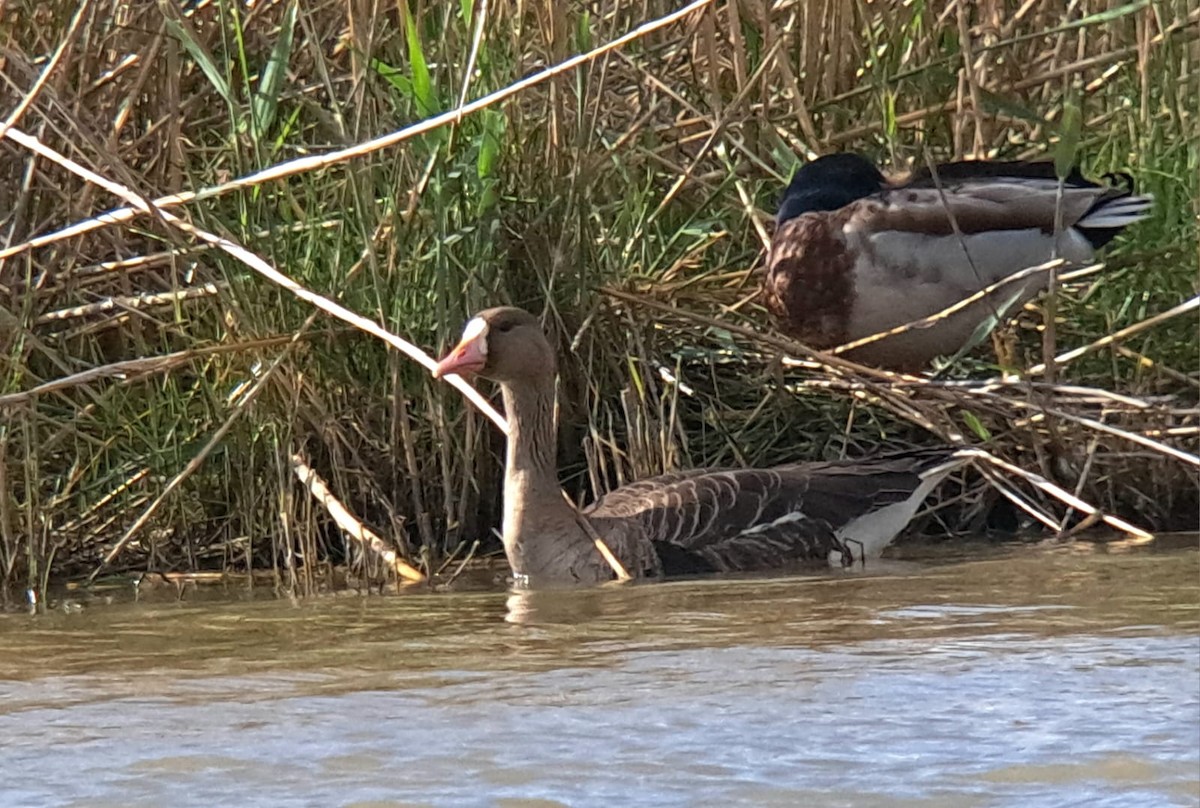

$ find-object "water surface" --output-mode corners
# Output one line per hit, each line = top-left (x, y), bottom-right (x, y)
(1, 537), (1197, 807)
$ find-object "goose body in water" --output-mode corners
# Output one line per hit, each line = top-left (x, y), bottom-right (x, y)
(763, 154), (1154, 371)
(435, 307), (970, 588)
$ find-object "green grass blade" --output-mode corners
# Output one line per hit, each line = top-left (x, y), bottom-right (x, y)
(252, 0), (298, 138)
(961, 410), (993, 442)
(400, 0), (436, 117)
(160, 1), (234, 108)
(1055, 99), (1083, 179)
(476, 109), (505, 179)
(369, 57), (411, 95)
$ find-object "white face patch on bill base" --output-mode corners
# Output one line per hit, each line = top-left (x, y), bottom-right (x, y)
(460, 316), (489, 353)
(432, 316), (491, 378)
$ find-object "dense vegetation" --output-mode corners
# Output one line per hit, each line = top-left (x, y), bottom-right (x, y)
(1, 0), (1196, 598)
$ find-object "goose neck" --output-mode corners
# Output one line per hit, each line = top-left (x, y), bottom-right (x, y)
(501, 377), (561, 495)
(496, 372), (607, 585)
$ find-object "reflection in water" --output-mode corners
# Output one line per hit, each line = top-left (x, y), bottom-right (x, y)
(0, 538), (1197, 807)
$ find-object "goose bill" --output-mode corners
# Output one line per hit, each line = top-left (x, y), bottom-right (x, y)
(433, 334), (487, 378)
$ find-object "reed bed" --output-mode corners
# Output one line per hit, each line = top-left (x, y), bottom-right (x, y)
(0, 0), (1196, 600)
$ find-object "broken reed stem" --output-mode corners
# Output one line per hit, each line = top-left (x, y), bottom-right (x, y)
(0, 335), (299, 408)
(1027, 294), (1200, 375)
(961, 448), (1153, 539)
(291, 454), (425, 583)
(564, 490), (633, 581)
(830, 260), (1075, 357)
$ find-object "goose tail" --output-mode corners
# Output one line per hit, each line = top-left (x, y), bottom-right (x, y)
(835, 448), (973, 562)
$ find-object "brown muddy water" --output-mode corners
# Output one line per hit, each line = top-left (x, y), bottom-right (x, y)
(1, 536), (1197, 808)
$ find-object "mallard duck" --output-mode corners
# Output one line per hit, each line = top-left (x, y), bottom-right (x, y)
(433, 306), (970, 588)
(763, 153), (1154, 371)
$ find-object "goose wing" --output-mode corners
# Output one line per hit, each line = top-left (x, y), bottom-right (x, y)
(585, 450), (962, 576)
(585, 467), (844, 575)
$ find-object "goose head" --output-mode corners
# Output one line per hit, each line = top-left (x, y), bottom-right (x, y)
(433, 307), (556, 384)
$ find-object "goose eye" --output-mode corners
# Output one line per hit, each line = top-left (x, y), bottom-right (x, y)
(493, 320), (516, 333)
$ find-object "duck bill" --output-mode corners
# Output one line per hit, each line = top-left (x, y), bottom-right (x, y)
(433, 336), (486, 379)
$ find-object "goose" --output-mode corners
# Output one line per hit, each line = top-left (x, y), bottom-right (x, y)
(763, 153), (1154, 371)
(433, 306), (971, 588)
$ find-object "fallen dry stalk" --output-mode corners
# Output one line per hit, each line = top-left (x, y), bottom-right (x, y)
(961, 448), (1152, 539)
(1027, 294), (1200, 375)
(829, 258), (1074, 358)
(563, 490), (633, 581)
(965, 393), (1199, 468)
(35, 283), (226, 324)
(0, 335), (310, 408)
(291, 454), (425, 583)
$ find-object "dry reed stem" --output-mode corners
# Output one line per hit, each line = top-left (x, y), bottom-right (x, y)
(954, 385), (1198, 461)
(828, 259), (1073, 360)
(291, 453), (425, 583)
(851, 376), (1196, 467)
(1027, 295), (1200, 375)
(0, 335), (300, 407)
(34, 283), (226, 324)
(971, 465), (1065, 532)
(962, 448), (1152, 539)
(0, 2), (87, 141)
(563, 491), (632, 581)
(0, 0), (715, 263)
(1002, 402), (1200, 468)
(57, 468), (150, 535)
(1114, 347), (1200, 390)
(2, 125), (508, 433)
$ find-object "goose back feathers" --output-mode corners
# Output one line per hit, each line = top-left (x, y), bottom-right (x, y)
(435, 307), (969, 588)
(763, 154), (1154, 370)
